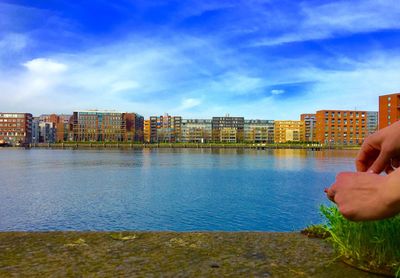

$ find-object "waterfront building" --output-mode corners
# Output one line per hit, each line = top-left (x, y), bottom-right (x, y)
(39, 121), (56, 143)
(144, 120), (151, 143)
(124, 113), (144, 142)
(244, 120), (274, 143)
(31, 117), (40, 143)
(379, 93), (400, 129)
(181, 119), (212, 143)
(33, 114), (58, 143)
(72, 110), (124, 141)
(49, 114), (72, 142)
(211, 116), (244, 143)
(366, 111), (378, 135)
(219, 127), (239, 143)
(72, 110), (143, 142)
(315, 110), (370, 145)
(300, 114), (317, 142)
(0, 112), (32, 145)
(58, 114), (74, 142)
(274, 120), (305, 143)
(149, 117), (158, 143)
(33, 114), (73, 143)
(149, 114), (182, 143)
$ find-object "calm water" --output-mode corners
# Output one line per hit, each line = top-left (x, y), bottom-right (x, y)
(0, 148), (357, 231)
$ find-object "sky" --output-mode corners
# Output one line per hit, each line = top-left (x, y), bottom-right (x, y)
(1, 0), (400, 119)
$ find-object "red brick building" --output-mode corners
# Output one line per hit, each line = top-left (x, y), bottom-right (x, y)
(72, 111), (144, 142)
(316, 110), (368, 145)
(50, 114), (73, 142)
(379, 93), (400, 129)
(124, 113), (144, 142)
(0, 113), (32, 145)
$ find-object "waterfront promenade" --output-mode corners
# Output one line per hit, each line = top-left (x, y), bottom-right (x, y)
(0, 232), (378, 277)
(27, 142), (360, 151)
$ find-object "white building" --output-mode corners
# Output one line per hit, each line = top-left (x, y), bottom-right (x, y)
(181, 119), (212, 143)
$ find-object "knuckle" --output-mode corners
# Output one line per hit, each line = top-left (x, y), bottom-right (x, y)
(363, 135), (372, 144)
(336, 172), (349, 181)
(336, 172), (345, 179)
(339, 206), (356, 220)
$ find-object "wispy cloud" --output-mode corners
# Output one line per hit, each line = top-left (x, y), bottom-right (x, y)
(23, 58), (68, 74)
(179, 98), (203, 110)
(271, 89), (284, 95)
(251, 0), (400, 46)
(0, 33), (28, 52)
(0, 0), (399, 119)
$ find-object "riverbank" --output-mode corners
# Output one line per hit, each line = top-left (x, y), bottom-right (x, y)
(24, 142), (361, 150)
(0, 232), (378, 277)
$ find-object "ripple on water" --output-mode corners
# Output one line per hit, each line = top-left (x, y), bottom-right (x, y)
(0, 148), (356, 231)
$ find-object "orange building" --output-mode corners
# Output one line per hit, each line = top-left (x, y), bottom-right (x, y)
(46, 114), (72, 142)
(144, 120), (151, 143)
(379, 93), (400, 129)
(300, 114), (316, 142)
(124, 113), (144, 142)
(316, 110), (370, 145)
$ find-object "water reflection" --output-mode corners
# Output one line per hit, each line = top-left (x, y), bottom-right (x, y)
(0, 148), (357, 231)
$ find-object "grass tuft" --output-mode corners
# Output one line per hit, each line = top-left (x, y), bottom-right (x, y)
(301, 224), (331, 239)
(320, 205), (400, 276)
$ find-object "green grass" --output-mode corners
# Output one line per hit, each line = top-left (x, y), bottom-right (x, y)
(320, 205), (400, 276)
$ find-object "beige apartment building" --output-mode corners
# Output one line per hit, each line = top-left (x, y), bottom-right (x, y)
(274, 120), (305, 143)
(181, 119), (212, 143)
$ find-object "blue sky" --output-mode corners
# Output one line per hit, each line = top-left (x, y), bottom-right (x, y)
(1, 0), (400, 119)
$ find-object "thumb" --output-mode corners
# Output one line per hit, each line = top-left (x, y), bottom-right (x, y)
(369, 151), (391, 174)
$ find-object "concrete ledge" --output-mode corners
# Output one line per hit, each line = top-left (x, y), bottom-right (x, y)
(0, 232), (378, 277)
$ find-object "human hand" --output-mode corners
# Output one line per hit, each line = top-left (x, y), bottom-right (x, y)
(356, 121), (400, 174)
(325, 170), (400, 221)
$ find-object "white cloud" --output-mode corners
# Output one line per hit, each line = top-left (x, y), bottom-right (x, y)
(0, 34), (236, 116)
(271, 89), (284, 95)
(209, 72), (266, 95)
(2, 44), (399, 119)
(179, 98), (203, 110)
(1, 1), (400, 120)
(252, 0), (400, 46)
(110, 80), (141, 93)
(23, 58), (68, 74)
(0, 33), (28, 52)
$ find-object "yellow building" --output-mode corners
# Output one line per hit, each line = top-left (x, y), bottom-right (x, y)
(144, 120), (150, 143)
(220, 127), (237, 143)
(274, 120), (305, 143)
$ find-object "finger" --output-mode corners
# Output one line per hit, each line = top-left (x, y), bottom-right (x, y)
(385, 164), (394, 175)
(391, 158), (400, 168)
(369, 151), (391, 174)
(325, 187), (336, 202)
(355, 143), (380, 172)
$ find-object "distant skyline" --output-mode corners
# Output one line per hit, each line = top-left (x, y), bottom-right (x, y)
(1, 0), (400, 119)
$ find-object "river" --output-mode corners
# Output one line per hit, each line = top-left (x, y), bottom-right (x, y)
(0, 148), (357, 231)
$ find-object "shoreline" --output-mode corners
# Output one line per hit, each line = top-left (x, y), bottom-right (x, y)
(0, 231), (376, 277)
(7, 142), (361, 151)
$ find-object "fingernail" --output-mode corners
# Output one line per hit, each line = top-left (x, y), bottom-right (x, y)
(368, 169), (375, 174)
